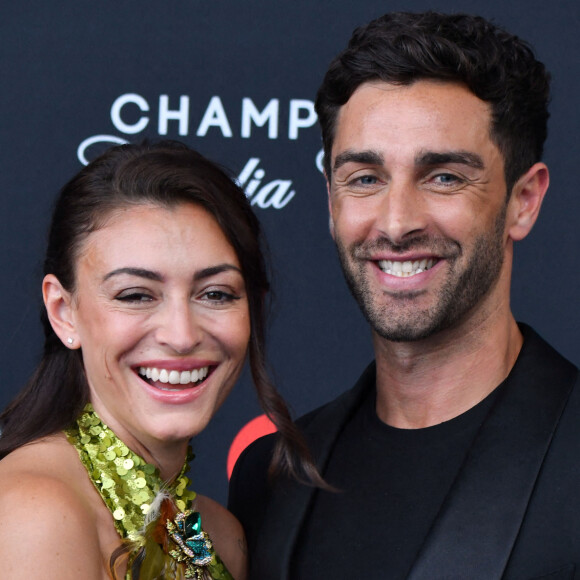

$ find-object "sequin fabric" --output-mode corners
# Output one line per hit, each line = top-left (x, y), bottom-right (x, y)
(65, 404), (234, 579)
(65, 404), (196, 541)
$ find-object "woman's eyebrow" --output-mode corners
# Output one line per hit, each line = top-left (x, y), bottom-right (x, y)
(103, 264), (242, 283)
(193, 264), (242, 281)
(103, 267), (162, 282)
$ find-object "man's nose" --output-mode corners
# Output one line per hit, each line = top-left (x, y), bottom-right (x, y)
(373, 180), (428, 244)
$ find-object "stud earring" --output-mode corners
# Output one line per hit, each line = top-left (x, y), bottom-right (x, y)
(67, 337), (74, 345)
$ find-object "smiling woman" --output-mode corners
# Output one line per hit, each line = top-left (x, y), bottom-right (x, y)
(0, 141), (321, 579)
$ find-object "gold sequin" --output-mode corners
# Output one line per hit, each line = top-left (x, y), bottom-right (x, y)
(64, 404), (233, 580)
(102, 478), (115, 489)
(64, 404), (196, 542)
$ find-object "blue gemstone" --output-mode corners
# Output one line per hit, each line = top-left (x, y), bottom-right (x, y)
(184, 511), (202, 536)
(186, 539), (209, 555)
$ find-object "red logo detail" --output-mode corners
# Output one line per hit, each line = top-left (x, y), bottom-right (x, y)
(227, 414), (277, 479)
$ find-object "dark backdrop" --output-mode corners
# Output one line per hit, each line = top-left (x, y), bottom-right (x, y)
(1, 0), (578, 505)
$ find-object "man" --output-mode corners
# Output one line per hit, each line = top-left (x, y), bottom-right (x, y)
(229, 12), (580, 579)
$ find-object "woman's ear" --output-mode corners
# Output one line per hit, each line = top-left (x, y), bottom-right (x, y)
(507, 162), (550, 242)
(42, 274), (80, 349)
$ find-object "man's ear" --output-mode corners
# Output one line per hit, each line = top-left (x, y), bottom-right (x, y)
(325, 171), (336, 240)
(507, 162), (550, 242)
(42, 274), (80, 349)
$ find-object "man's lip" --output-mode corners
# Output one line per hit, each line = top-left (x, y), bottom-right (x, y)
(374, 257), (439, 277)
(367, 252), (441, 262)
(367, 255), (445, 287)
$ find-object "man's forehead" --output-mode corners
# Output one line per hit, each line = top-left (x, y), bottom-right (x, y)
(331, 80), (495, 164)
(336, 78), (490, 127)
(347, 77), (476, 100)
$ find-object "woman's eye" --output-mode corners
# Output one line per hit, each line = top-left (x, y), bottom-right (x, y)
(202, 290), (239, 303)
(115, 291), (154, 303)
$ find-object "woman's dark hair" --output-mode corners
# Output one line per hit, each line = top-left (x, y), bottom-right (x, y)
(0, 140), (322, 485)
(316, 11), (551, 194)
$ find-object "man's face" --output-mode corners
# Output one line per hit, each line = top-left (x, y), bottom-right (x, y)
(328, 80), (513, 342)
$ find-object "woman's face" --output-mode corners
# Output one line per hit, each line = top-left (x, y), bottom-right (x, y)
(67, 203), (250, 454)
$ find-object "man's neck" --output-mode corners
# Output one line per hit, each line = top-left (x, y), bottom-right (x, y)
(373, 311), (523, 429)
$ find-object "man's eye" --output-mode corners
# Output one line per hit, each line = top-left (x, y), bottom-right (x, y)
(433, 173), (460, 184)
(356, 175), (378, 185)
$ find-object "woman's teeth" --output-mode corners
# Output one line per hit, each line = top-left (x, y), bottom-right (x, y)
(138, 366), (209, 388)
(377, 258), (436, 277)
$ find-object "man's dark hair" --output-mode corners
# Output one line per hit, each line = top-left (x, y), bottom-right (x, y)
(316, 12), (551, 193)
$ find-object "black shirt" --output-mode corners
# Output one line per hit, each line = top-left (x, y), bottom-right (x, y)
(291, 385), (500, 578)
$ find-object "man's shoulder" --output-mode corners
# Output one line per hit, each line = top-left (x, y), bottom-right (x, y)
(297, 360), (376, 431)
(233, 360), (377, 473)
(228, 361), (375, 553)
(517, 323), (578, 378)
(229, 362), (375, 491)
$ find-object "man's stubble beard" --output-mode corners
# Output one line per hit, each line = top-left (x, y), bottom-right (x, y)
(334, 205), (508, 343)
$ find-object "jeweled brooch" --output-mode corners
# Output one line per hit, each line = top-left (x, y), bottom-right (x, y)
(167, 510), (213, 578)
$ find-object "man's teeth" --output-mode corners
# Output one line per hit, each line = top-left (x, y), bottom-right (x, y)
(138, 366), (209, 386)
(377, 258), (436, 277)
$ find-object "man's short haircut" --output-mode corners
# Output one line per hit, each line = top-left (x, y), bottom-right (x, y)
(316, 12), (551, 193)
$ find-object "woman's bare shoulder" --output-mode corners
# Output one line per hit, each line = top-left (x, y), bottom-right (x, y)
(196, 493), (248, 580)
(0, 434), (80, 495)
(0, 435), (105, 578)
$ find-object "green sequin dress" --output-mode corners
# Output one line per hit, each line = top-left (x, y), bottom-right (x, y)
(65, 404), (234, 580)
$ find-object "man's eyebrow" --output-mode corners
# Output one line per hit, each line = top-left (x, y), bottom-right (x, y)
(333, 150), (384, 173)
(103, 267), (162, 282)
(415, 151), (485, 169)
(193, 264), (242, 281)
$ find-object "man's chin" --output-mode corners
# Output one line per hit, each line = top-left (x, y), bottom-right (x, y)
(372, 324), (441, 343)
(364, 305), (453, 343)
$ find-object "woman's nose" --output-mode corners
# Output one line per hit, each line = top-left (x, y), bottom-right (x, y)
(155, 300), (202, 354)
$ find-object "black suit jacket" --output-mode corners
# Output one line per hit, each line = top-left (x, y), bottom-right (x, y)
(229, 326), (580, 579)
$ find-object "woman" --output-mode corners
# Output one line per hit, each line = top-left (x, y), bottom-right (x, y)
(0, 141), (319, 579)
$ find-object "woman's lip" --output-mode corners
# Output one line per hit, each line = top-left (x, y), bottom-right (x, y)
(132, 359), (217, 372)
(136, 371), (210, 405)
(136, 365), (212, 386)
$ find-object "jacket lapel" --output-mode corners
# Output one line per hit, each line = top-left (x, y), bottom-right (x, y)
(407, 326), (578, 579)
(251, 363), (376, 580)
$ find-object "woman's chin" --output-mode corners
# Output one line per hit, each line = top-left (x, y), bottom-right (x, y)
(145, 411), (212, 446)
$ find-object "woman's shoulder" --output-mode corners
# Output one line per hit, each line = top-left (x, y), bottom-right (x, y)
(0, 433), (80, 493)
(0, 433), (89, 498)
(0, 434), (106, 578)
(196, 493), (248, 580)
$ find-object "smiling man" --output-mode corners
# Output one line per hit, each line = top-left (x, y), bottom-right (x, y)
(229, 12), (580, 579)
